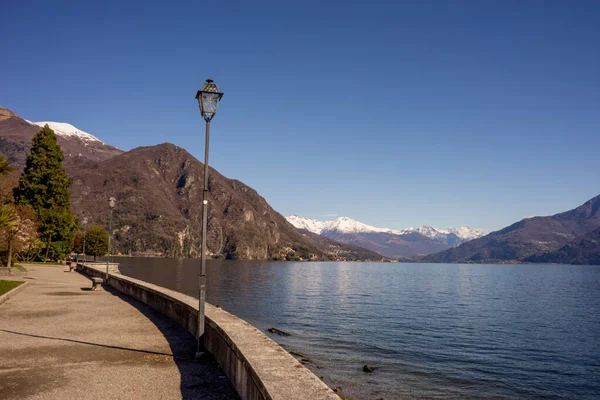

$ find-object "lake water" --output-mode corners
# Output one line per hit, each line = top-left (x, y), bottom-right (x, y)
(112, 258), (600, 399)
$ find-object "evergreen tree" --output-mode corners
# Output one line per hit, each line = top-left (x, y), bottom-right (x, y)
(13, 125), (77, 261)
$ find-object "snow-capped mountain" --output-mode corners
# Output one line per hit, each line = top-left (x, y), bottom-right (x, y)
(287, 215), (484, 241)
(286, 215), (329, 234)
(286, 215), (410, 235)
(0, 107), (124, 167)
(286, 215), (486, 259)
(19, 117), (123, 163)
(444, 226), (487, 241)
(28, 121), (105, 145)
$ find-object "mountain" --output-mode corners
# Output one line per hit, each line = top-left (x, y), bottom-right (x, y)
(287, 215), (485, 241)
(286, 215), (486, 258)
(1, 107), (385, 261)
(0, 107), (123, 169)
(423, 194), (600, 263)
(287, 215), (407, 235)
(67, 144), (385, 261)
(525, 226), (600, 265)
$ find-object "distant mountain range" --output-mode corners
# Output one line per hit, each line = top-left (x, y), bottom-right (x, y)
(3, 106), (598, 265)
(0, 106), (385, 261)
(286, 215), (486, 258)
(423, 194), (600, 264)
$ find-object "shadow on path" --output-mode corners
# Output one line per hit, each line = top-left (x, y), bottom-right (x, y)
(100, 284), (239, 400)
(0, 329), (175, 357)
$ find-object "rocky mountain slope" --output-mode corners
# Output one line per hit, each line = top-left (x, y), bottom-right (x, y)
(0, 107), (123, 169)
(525, 226), (600, 265)
(68, 144), (384, 260)
(423, 194), (600, 263)
(286, 215), (486, 258)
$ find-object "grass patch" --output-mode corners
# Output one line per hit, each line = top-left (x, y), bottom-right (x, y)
(0, 280), (24, 296)
(11, 264), (26, 271)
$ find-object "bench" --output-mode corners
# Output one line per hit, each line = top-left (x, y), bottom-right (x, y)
(90, 277), (103, 291)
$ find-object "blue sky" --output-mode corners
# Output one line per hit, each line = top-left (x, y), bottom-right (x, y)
(1, 0), (599, 231)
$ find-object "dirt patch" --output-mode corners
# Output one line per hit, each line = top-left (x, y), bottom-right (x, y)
(13, 309), (68, 318)
(47, 292), (84, 296)
(0, 365), (66, 399)
(143, 354), (174, 363)
(0, 108), (13, 121)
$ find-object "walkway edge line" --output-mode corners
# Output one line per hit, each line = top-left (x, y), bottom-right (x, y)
(0, 281), (29, 306)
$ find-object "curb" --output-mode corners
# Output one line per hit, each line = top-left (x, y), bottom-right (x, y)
(0, 281), (29, 306)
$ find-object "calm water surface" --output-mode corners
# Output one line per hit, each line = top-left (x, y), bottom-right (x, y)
(113, 258), (600, 399)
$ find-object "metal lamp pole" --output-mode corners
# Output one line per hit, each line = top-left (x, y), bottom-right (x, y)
(106, 197), (116, 280)
(82, 217), (88, 266)
(195, 79), (223, 357)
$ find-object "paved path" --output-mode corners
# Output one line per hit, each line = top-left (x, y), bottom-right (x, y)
(0, 265), (239, 400)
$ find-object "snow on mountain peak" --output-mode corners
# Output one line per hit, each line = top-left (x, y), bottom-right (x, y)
(30, 121), (104, 144)
(446, 226), (487, 241)
(286, 215), (328, 234)
(286, 215), (486, 241)
(326, 217), (376, 234)
(288, 216), (410, 235)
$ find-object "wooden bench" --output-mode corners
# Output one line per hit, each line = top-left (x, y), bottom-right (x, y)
(91, 277), (103, 291)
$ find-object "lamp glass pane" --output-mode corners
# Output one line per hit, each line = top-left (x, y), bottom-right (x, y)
(201, 92), (220, 119)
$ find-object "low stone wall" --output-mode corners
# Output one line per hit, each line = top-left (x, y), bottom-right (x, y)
(78, 264), (339, 400)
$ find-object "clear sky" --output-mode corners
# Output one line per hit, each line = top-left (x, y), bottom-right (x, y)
(1, 0), (599, 232)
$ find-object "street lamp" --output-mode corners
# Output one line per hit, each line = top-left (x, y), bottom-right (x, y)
(195, 79), (223, 356)
(82, 217), (88, 266)
(106, 197), (116, 280)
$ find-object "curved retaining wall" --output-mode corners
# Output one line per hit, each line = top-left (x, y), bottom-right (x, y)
(79, 264), (339, 400)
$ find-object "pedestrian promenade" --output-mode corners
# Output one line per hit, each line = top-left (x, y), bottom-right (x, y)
(0, 264), (239, 399)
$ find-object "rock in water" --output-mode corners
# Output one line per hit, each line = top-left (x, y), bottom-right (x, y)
(267, 327), (291, 336)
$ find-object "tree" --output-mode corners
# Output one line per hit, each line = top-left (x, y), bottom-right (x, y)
(13, 125), (77, 261)
(0, 205), (38, 268)
(73, 231), (84, 254)
(0, 155), (17, 212)
(0, 205), (16, 230)
(0, 156), (15, 176)
(85, 225), (108, 261)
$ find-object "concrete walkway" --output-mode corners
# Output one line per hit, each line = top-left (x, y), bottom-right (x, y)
(0, 265), (239, 400)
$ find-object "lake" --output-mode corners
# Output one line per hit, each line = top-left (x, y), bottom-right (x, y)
(112, 258), (600, 399)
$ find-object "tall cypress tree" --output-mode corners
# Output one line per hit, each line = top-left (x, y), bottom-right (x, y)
(14, 125), (77, 261)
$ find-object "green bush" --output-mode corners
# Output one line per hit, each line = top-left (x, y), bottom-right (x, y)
(85, 225), (109, 260)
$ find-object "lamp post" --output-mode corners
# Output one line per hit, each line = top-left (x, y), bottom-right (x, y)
(82, 217), (88, 266)
(106, 197), (116, 280)
(195, 79), (224, 356)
